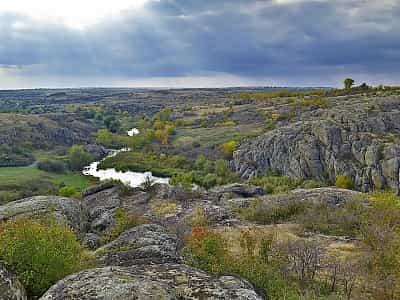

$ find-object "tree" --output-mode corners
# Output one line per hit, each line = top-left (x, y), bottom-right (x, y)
(344, 78), (355, 89)
(68, 145), (93, 171)
(104, 116), (120, 133)
(221, 140), (238, 158)
(215, 159), (229, 177)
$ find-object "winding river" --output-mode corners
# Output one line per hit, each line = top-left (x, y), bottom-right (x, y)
(82, 129), (169, 187)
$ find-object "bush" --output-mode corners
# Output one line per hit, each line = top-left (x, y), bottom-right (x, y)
(299, 200), (364, 236)
(0, 219), (91, 297)
(0, 146), (35, 167)
(59, 186), (80, 198)
(170, 172), (193, 191)
(335, 175), (355, 189)
(102, 208), (146, 243)
(182, 226), (300, 299)
(220, 140), (238, 158)
(238, 199), (307, 224)
(151, 201), (178, 217)
(250, 173), (322, 194)
(215, 159), (229, 177)
(183, 226), (228, 273)
(37, 159), (66, 173)
(68, 145), (93, 171)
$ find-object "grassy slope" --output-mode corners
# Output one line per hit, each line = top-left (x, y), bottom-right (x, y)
(0, 150), (98, 203)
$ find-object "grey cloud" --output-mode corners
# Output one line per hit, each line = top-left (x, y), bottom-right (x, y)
(0, 0), (399, 87)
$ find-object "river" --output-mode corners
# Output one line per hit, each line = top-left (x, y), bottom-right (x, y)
(82, 129), (169, 187)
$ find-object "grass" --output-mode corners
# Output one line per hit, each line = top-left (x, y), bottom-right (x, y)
(0, 165), (93, 190)
(0, 163), (97, 203)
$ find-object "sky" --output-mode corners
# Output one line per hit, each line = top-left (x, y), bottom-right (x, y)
(0, 0), (399, 89)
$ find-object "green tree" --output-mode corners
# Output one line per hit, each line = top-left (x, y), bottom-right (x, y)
(344, 78), (355, 89)
(221, 140), (238, 158)
(104, 116), (120, 133)
(215, 159), (229, 177)
(194, 154), (213, 174)
(68, 145), (93, 171)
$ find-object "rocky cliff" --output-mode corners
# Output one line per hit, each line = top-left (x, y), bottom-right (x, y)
(233, 94), (400, 192)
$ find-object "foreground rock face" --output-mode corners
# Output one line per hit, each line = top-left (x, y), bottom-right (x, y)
(40, 264), (263, 300)
(96, 224), (180, 266)
(0, 196), (81, 231)
(233, 101), (400, 192)
(0, 262), (27, 300)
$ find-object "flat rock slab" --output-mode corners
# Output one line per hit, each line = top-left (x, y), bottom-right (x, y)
(40, 264), (263, 300)
(96, 224), (180, 266)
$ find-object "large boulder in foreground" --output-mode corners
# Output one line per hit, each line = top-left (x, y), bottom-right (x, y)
(0, 196), (81, 231)
(40, 264), (263, 300)
(96, 224), (180, 266)
(0, 262), (27, 300)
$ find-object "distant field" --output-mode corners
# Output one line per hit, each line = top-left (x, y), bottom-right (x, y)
(0, 163), (98, 203)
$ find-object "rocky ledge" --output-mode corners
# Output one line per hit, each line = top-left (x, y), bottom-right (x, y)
(233, 97), (400, 192)
(40, 264), (262, 300)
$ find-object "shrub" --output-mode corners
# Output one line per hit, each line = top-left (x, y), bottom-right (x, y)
(0, 146), (35, 167)
(215, 159), (229, 177)
(0, 219), (91, 297)
(102, 208), (146, 243)
(182, 226), (300, 299)
(37, 159), (66, 173)
(299, 200), (364, 236)
(151, 201), (178, 217)
(220, 140), (238, 158)
(170, 172), (193, 191)
(250, 173), (322, 194)
(182, 225), (228, 273)
(68, 145), (93, 171)
(59, 186), (80, 198)
(238, 199), (307, 224)
(194, 154), (213, 174)
(335, 175), (355, 189)
(199, 173), (218, 189)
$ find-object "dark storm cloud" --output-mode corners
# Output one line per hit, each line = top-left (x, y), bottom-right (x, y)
(0, 0), (399, 86)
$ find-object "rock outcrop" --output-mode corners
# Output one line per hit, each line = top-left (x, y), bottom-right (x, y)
(81, 186), (121, 236)
(0, 262), (27, 300)
(210, 183), (264, 198)
(0, 196), (82, 231)
(233, 101), (400, 192)
(96, 224), (180, 266)
(40, 264), (263, 300)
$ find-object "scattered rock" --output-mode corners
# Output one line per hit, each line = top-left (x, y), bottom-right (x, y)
(211, 183), (264, 198)
(83, 144), (109, 160)
(0, 261), (27, 300)
(82, 233), (102, 250)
